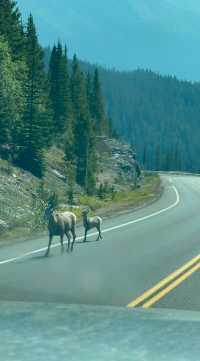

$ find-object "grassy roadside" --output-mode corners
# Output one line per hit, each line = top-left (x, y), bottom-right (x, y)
(0, 138), (162, 244)
(78, 172), (162, 218)
(0, 172), (161, 243)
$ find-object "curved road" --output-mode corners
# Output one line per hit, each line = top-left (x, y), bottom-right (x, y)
(1, 174), (200, 311)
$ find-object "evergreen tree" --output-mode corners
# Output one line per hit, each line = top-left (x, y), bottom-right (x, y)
(70, 54), (84, 118)
(86, 72), (93, 114)
(91, 68), (107, 135)
(0, 37), (24, 158)
(49, 42), (72, 136)
(16, 15), (50, 178)
(0, 0), (25, 60)
(71, 55), (97, 192)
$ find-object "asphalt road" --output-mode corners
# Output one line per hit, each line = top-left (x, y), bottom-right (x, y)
(1, 174), (200, 311)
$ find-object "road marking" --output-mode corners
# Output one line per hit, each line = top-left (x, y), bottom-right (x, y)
(127, 253), (200, 308)
(0, 184), (180, 266)
(143, 261), (200, 308)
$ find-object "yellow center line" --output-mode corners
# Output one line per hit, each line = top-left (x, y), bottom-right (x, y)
(143, 261), (200, 308)
(127, 253), (200, 308)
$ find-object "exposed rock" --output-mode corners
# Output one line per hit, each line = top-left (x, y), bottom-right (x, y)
(96, 137), (141, 189)
(51, 168), (66, 181)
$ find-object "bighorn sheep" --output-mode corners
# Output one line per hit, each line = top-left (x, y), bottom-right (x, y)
(45, 210), (76, 256)
(82, 209), (103, 242)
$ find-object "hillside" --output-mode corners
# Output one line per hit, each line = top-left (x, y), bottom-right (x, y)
(0, 138), (160, 241)
(76, 61), (200, 172)
(98, 68), (200, 172)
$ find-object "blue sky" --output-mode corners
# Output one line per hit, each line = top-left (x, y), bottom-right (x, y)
(17, 0), (200, 81)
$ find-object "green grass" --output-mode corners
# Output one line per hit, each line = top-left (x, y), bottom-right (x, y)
(111, 174), (160, 205)
(77, 173), (161, 216)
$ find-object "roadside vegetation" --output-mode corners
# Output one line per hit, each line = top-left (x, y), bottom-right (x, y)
(0, 154), (160, 242)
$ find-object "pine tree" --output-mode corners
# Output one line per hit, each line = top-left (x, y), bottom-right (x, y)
(86, 72), (93, 114)
(16, 15), (50, 178)
(0, 38), (24, 158)
(71, 56), (97, 192)
(0, 0), (25, 60)
(74, 112), (91, 188)
(49, 42), (72, 136)
(91, 68), (107, 135)
(70, 55), (84, 118)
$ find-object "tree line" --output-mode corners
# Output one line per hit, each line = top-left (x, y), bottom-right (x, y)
(68, 62), (200, 172)
(98, 68), (200, 172)
(0, 0), (109, 194)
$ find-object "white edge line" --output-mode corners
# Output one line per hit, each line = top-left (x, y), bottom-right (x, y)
(0, 185), (180, 266)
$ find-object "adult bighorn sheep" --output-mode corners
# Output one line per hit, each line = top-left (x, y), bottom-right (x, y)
(45, 209), (76, 256)
(82, 209), (103, 242)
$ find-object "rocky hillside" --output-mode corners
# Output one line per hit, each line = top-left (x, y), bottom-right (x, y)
(0, 137), (145, 240)
(96, 137), (140, 189)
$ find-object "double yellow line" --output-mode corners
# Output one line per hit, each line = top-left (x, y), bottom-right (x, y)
(127, 254), (200, 309)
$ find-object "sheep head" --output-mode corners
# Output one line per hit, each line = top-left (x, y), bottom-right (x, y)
(82, 208), (90, 216)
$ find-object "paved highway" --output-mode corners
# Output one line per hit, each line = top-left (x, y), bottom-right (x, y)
(1, 175), (200, 311)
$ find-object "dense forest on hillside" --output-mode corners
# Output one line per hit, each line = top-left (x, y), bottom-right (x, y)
(99, 69), (200, 172)
(79, 64), (200, 172)
(45, 47), (200, 172)
(0, 0), (109, 195)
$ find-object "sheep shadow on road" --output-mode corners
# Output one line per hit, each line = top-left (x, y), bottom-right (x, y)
(20, 238), (102, 263)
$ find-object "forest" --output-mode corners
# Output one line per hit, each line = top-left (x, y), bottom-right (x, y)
(81, 64), (200, 172)
(44, 47), (200, 172)
(0, 0), (109, 196)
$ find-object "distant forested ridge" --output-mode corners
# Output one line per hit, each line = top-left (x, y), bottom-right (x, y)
(0, 0), (109, 194)
(88, 67), (200, 172)
(74, 63), (200, 172)
(44, 46), (200, 172)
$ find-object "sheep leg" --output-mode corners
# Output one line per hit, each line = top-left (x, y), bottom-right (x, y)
(83, 228), (88, 242)
(71, 229), (76, 252)
(99, 228), (103, 240)
(45, 234), (53, 256)
(60, 234), (64, 253)
(66, 232), (71, 252)
(96, 226), (101, 241)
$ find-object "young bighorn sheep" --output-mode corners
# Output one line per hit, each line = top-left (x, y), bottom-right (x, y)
(82, 209), (103, 242)
(45, 210), (76, 256)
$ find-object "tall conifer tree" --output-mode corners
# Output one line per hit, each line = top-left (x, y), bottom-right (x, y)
(16, 15), (49, 177)
(0, 0), (25, 60)
(0, 37), (24, 158)
(71, 55), (97, 191)
(91, 68), (107, 135)
(49, 42), (72, 136)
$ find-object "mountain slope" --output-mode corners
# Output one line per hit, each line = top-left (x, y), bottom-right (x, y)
(43, 48), (200, 172)
(97, 68), (200, 172)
